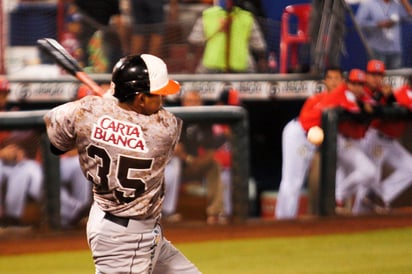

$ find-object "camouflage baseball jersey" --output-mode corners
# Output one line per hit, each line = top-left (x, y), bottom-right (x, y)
(44, 95), (182, 219)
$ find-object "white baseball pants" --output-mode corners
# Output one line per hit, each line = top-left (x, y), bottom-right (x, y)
(276, 119), (317, 219)
(87, 203), (201, 274)
(361, 128), (412, 205)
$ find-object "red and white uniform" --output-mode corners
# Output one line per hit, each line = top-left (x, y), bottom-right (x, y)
(316, 83), (377, 214)
(393, 84), (412, 109)
(361, 84), (412, 207)
(366, 85), (408, 138)
(276, 91), (327, 219)
(298, 92), (329, 131)
(316, 83), (373, 138)
(0, 130), (43, 222)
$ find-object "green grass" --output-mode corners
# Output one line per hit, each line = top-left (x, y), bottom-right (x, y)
(1, 227), (412, 274)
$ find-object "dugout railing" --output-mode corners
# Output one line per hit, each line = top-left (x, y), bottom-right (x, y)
(0, 106), (249, 229)
(6, 69), (411, 105)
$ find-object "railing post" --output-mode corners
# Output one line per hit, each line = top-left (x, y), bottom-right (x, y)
(229, 110), (249, 222)
(319, 108), (339, 216)
(40, 133), (61, 229)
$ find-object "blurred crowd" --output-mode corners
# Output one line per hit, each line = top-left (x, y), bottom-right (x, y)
(57, 0), (269, 74)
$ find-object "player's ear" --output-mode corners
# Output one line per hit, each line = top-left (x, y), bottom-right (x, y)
(134, 93), (145, 106)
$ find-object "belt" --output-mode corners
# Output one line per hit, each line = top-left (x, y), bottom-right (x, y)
(103, 211), (159, 231)
(104, 212), (130, 227)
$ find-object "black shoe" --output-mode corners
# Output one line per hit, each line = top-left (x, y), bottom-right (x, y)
(362, 191), (390, 215)
(365, 190), (385, 207)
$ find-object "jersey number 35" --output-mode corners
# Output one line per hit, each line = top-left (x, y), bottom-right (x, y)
(86, 144), (151, 204)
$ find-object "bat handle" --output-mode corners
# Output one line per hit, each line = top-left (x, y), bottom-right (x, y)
(76, 72), (105, 96)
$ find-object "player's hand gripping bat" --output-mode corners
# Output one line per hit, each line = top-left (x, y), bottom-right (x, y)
(37, 38), (104, 96)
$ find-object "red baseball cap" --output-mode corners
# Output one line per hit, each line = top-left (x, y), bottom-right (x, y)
(367, 60), (385, 74)
(348, 69), (366, 83)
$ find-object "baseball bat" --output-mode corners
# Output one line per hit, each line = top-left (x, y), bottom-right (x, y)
(37, 38), (104, 96)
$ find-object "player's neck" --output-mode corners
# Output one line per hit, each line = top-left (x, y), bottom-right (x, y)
(118, 102), (142, 114)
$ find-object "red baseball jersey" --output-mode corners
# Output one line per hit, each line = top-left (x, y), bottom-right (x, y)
(298, 91), (328, 132)
(316, 83), (371, 139)
(44, 95), (182, 219)
(394, 84), (412, 109)
(369, 85), (412, 138)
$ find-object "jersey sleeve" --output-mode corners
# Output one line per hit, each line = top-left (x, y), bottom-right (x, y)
(43, 100), (79, 152)
(394, 85), (412, 109)
(298, 92), (325, 131)
(168, 117), (182, 161)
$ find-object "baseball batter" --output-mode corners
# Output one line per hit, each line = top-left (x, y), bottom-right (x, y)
(44, 54), (201, 273)
(276, 67), (344, 219)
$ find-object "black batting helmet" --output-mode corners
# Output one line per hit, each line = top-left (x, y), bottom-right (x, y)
(112, 54), (180, 102)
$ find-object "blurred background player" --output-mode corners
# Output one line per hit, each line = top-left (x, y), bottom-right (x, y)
(162, 88), (239, 223)
(360, 60), (412, 213)
(317, 69), (377, 215)
(162, 151), (183, 222)
(275, 66), (345, 220)
(170, 90), (228, 225)
(212, 87), (241, 219)
(0, 77), (43, 227)
(59, 150), (92, 229)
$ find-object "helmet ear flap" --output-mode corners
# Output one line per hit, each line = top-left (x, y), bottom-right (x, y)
(112, 81), (136, 102)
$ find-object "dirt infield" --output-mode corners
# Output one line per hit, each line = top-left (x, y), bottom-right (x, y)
(2, 210), (412, 256)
